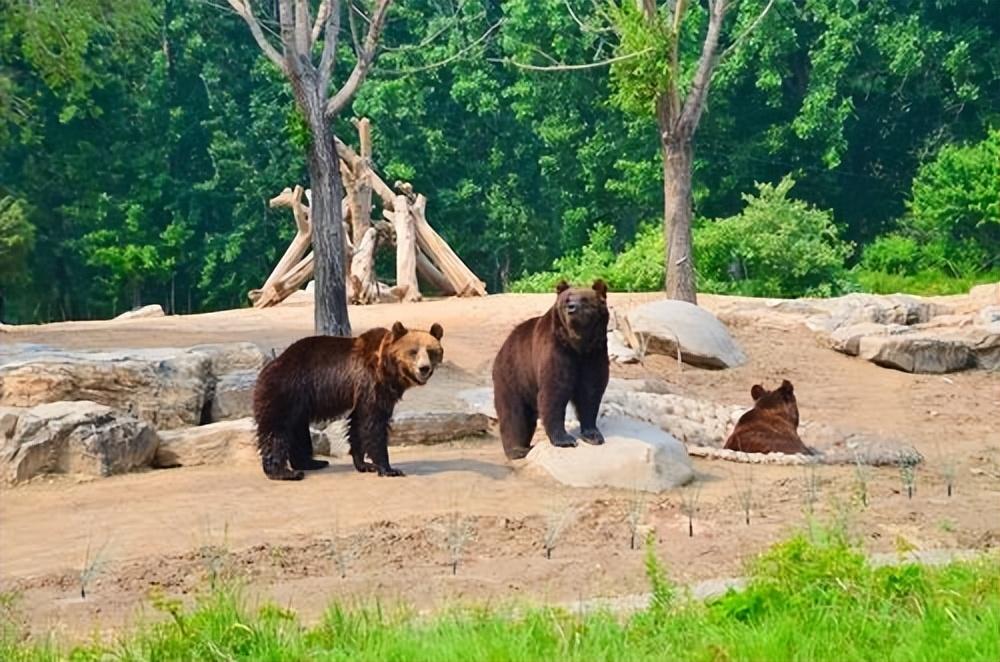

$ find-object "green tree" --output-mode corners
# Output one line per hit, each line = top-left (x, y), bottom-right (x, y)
(695, 176), (853, 297)
(908, 128), (1000, 273)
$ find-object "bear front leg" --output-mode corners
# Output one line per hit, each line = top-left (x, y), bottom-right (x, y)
(351, 404), (405, 477)
(538, 379), (576, 449)
(573, 365), (608, 446)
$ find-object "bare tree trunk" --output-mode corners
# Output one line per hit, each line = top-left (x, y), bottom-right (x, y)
(305, 106), (351, 336)
(661, 134), (697, 303)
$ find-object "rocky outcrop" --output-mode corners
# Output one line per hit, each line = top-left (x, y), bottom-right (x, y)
(0, 343), (266, 429)
(1, 401), (158, 484)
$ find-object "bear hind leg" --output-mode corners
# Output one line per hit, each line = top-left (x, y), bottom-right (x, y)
(258, 427), (304, 481)
(289, 420), (329, 471)
(498, 397), (537, 460)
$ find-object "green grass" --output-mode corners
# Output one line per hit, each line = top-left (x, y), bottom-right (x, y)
(852, 268), (1000, 296)
(4, 528), (999, 662)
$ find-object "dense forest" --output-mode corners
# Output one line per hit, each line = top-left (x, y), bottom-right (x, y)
(1, 0), (998, 323)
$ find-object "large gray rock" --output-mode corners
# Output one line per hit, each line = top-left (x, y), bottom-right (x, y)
(1, 401), (158, 484)
(0, 343), (266, 429)
(626, 300), (746, 369)
(853, 323), (1000, 373)
(523, 416), (694, 491)
(210, 370), (258, 422)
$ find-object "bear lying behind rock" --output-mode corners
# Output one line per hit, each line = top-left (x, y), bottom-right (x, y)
(724, 379), (813, 455)
(492, 280), (610, 460)
(253, 322), (444, 480)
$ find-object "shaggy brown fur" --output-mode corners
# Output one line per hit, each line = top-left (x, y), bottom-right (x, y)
(724, 379), (812, 455)
(253, 322), (444, 480)
(492, 280), (610, 460)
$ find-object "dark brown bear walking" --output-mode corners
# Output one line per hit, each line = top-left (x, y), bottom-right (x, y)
(724, 379), (813, 455)
(253, 322), (444, 480)
(493, 280), (610, 460)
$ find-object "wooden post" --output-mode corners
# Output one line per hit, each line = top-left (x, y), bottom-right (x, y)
(411, 195), (486, 296)
(350, 226), (379, 304)
(392, 194), (421, 302)
(251, 186), (311, 303)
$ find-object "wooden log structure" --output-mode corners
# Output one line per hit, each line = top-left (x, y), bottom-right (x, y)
(251, 118), (486, 307)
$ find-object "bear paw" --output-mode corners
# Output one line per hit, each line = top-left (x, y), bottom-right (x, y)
(377, 466), (406, 477)
(550, 432), (578, 448)
(580, 428), (605, 446)
(266, 468), (305, 481)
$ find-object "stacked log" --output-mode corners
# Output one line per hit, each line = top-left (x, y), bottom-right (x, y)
(250, 118), (487, 308)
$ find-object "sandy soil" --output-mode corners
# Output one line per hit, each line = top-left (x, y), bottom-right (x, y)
(2, 293), (999, 641)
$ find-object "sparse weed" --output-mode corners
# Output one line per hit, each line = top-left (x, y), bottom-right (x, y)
(680, 481), (701, 538)
(543, 503), (577, 559)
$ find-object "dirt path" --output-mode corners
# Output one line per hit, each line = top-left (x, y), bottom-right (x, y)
(2, 293), (999, 640)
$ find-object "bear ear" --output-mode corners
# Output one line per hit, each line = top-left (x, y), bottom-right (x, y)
(592, 279), (608, 299)
(779, 379), (794, 394)
(555, 280), (571, 294)
(391, 321), (408, 340)
(429, 323), (444, 340)
(750, 384), (765, 400)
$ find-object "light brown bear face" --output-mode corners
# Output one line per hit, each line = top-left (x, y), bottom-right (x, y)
(750, 379), (799, 427)
(554, 279), (609, 340)
(387, 321), (444, 386)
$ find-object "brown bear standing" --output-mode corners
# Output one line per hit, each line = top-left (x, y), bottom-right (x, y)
(253, 322), (444, 480)
(493, 280), (610, 460)
(724, 379), (813, 455)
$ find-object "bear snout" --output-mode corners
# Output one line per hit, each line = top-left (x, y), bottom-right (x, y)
(418, 364), (433, 379)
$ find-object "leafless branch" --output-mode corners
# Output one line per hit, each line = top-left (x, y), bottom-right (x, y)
(318, 0), (342, 92)
(489, 47), (653, 72)
(325, 0), (394, 118)
(312, 0), (332, 43)
(226, 0), (286, 72)
(679, 0), (729, 132)
(720, 0), (775, 60)
(379, 19), (504, 75)
(293, 0), (311, 55)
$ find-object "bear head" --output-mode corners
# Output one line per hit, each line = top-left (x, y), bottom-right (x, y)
(749, 379), (799, 427)
(552, 279), (610, 348)
(383, 321), (445, 387)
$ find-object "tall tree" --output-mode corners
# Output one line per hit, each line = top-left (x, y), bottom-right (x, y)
(610, 0), (773, 302)
(226, 0), (392, 335)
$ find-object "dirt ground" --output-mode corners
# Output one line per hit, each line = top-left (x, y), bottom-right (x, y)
(2, 292), (999, 641)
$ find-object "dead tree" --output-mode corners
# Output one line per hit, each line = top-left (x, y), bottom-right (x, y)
(226, 0), (393, 335)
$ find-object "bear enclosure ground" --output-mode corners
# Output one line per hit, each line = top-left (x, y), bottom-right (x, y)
(1, 292), (999, 644)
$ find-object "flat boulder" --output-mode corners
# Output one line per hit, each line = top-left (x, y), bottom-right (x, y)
(626, 300), (746, 369)
(210, 370), (258, 421)
(524, 416), (693, 491)
(858, 333), (978, 373)
(1, 401), (158, 484)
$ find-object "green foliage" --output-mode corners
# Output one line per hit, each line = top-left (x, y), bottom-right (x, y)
(4, 531), (999, 662)
(2, 0), (1000, 319)
(0, 196), (35, 281)
(509, 221), (664, 292)
(907, 128), (1000, 272)
(695, 176), (854, 297)
(514, 176), (855, 298)
(607, 1), (674, 116)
